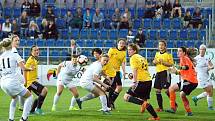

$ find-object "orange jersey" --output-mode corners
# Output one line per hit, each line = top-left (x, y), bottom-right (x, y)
(179, 56), (198, 83)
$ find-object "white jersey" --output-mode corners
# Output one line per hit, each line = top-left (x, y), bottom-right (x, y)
(80, 61), (102, 86)
(58, 61), (81, 83)
(195, 55), (210, 82)
(12, 47), (25, 84)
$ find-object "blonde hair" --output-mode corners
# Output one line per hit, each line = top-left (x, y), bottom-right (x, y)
(0, 38), (12, 51)
(70, 39), (76, 45)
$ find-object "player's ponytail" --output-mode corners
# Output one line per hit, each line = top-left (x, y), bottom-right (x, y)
(0, 38), (12, 51)
(186, 47), (198, 63)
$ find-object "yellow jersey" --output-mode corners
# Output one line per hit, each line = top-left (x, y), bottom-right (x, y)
(102, 61), (116, 78)
(130, 54), (151, 82)
(108, 48), (126, 71)
(25, 56), (39, 87)
(154, 51), (174, 73)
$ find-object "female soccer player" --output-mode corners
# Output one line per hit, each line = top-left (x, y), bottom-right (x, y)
(153, 40), (174, 112)
(192, 44), (214, 110)
(51, 55), (82, 111)
(166, 46), (198, 116)
(10, 34), (25, 111)
(0, 38), (33, 121)
(108, 38), (126, 108)
(79, 54), (111, 114)
(124, 43), (160, 121)
(25, 45), (48, 115)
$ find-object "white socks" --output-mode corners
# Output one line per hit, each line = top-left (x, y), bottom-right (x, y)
(207, 96), (213, 108)
(80, 93), (95, 102)
(9, 98), (18, 120)
(53, 94), (60, 106)
(19, 96), (25, 108)
(197, 92), (208, 100)
(99, 95), (108, 111)
(22, 95), (33, 120)
(70, 96), (76, 107)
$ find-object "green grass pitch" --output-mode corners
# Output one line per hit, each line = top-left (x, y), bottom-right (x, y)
(0, 87), (214, 121)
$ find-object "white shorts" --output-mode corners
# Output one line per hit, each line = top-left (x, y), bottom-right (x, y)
(80, 82), (95, 92)
(57, 79), (76, 89)
(1, 79), (28, 97)
(199, 79), (213, 88)
(17, 74), (25, 84)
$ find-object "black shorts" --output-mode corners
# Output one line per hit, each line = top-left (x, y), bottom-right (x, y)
(126, 81), (152, 100)
(27, 81), (45, 96)
(111, 71), (122, 88)
(177, 80), (198, 95)
(154, 70), (171, 89)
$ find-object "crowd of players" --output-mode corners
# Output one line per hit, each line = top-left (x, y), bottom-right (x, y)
(0, 34), (214, 121)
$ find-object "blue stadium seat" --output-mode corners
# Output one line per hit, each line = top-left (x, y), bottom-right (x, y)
(167, 40), (174, 48)
(3, 7), (12, 17)
(55, 39), (64, 47)
(176, 40), (185, 47)
(145, 40), (154, 48)
(133, 19), (142, 29)
(172, 18), (181, 29)
(41, 7), (47, 17)
(100, 29), (108, 40)
(53, 7), (60, 17)
(90, 29), (98, 39)
(139, 50), (146, 57)
(153, 18), (161, 29)
(26, 39), (35, 46)
(20, 39), (26, 46)
(105, 40), (115, 47)
(76, 39), (85, 47)
(109, 30), (118, 40)
(159, 30), (168, 39)
(104, 19), (111, 29)
(108, 8), (115, 18)
(46, 39), (55, 46)
(56, 18), (66, 29)
(163, 18), (171, 29)
(143, 18), (152, 29)
(146, 51), (152, 58)
(51, 50), (60, 57)
(119, 29), (128, 38)
(186, 40), (195, 48)
(60, 8), (67, 17)
(70, 29), (79, 39)
(130, 8), (135, 18)
(40, 49), (47, 57)
(36, 17), (43, 29)
(203, 19), (209, 28)
(0, 18), (5, 24)
(70, 8), (76, 15)
(187, 7), (195, 15)
(13, 8), (21, 18)
(24, 48), (30, 57)
(80, 29), (89, 39)
(59, 29), (69, 39)
(61, 49), (69, 56)
(36, 39), (45, 47)
(172, 51), (177, 58)
(64, 40), (70, 47)
(100, 8), (107, 18)
(189, 29), (198, 40)
(95, 40), (104, 47)
(85, 40), (94, 47)
(149, 30), (157, 40)
(199, 30), (206, 40)
(137, 8), (144, 18)
(180, 29), (188, 40)
(205, 7), (212, 17)
(196, 40), (204, 48)
(169, 30), (178, 40)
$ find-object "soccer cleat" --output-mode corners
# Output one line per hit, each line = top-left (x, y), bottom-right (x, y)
(35, 108), (45, 115)
(185, 112), (193, 116)
(69, 107), (79, 111)
(102, 110), (111, 115)
(76, 99), (82, 109)
(97, 107), (112, 112)
(192, 96), (198, 106)
(110, 102), (115, 110)
(164, 108), (176, 114)
(18, 106), (23, 111)
(155, 108), (163, 112)
(8, 119), (14, 121)
(208, 106), (214, 110)
(19, 117), (28, 121)
(51, 105), (56, 112)
(148, 117), (160, 120)
(140, 101), (147, 113)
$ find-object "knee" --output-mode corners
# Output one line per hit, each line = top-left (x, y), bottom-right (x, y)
(180, 91), (186, 98)
(116, 86), (122, 92)
(57, 91), (62, 96)
(156, 89), (161, 94)
(123, 94), (130, 102)
(73, 92), (79, 98)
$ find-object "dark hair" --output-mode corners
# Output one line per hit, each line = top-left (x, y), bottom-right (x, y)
(92, 48), (102, 56)
(180, 46), (187, 53)
(159, 40), (167, 47)
(180, 46), (197, 63)
(117, 38), (127, 51)
(30, 45), (37, 56)
(72, 54), (79, 58)
(128, 43), (139, 54)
